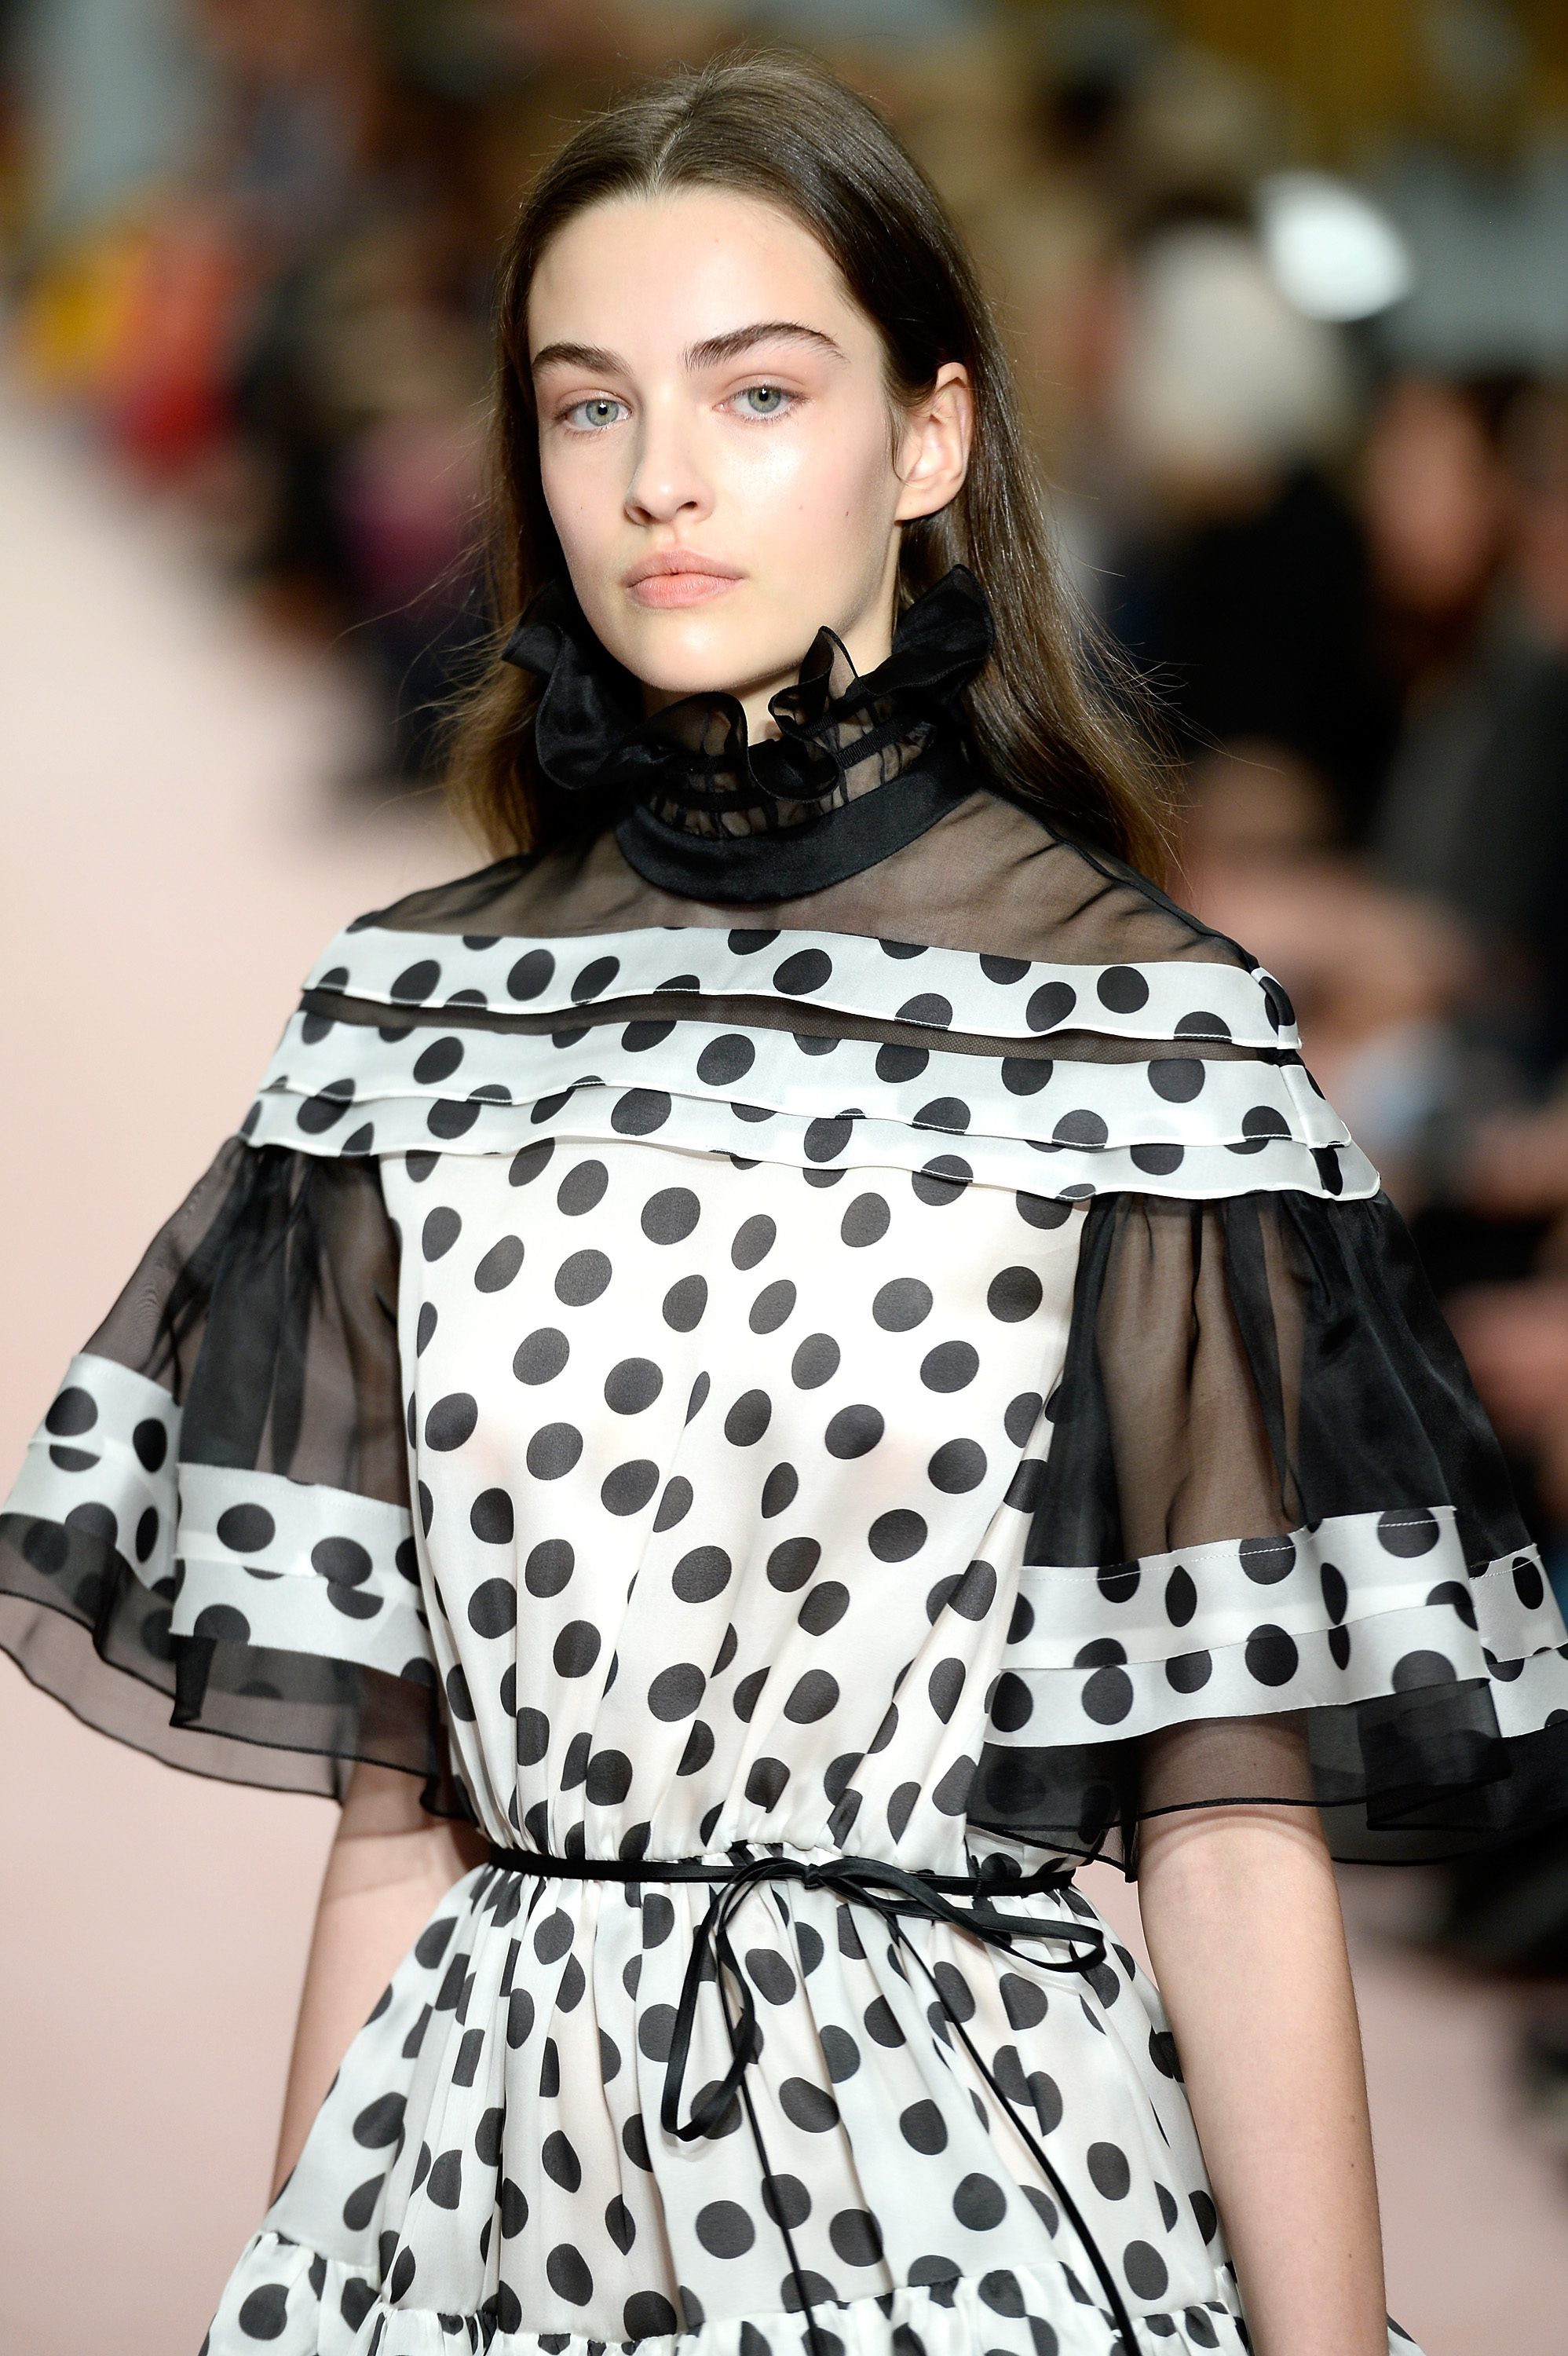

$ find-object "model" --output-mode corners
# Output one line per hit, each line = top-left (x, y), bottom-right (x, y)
(2, 52), (1563, 2356)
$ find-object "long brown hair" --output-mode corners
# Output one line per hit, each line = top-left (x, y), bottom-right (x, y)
(445, 49), (1171, 880)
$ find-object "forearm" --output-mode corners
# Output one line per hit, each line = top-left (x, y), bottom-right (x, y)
(1138, 1798), (1386, 2356)
(272, 1764), (485, 2198)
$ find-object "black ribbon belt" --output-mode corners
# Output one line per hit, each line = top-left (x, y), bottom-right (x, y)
(482, 1842), (1140, 2356)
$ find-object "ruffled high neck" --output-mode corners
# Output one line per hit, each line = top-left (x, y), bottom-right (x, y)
(499, 565), (995, 902)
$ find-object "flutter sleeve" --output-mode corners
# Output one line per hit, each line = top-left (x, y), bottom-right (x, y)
(956, 900), (1568, 1868)
(0, 1136), (464, 1814)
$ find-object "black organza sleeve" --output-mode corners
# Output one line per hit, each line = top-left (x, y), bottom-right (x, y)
(0, 1138), (466, 1815)
(969, 1187), (1568, 1869)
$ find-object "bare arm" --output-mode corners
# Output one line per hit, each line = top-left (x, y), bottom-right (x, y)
(271, 1763), (486, 2198)
(1138, 1756), (1387, 2356)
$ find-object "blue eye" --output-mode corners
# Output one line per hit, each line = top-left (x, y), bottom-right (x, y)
(565, 397), (627, 431)
(735, 385), (791, 418)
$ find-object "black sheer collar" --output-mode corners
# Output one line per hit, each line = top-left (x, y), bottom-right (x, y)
(499, 565), (995, 902)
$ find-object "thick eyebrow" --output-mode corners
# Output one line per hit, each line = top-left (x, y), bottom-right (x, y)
(529, 320), (846, 379)
(683, 320), (846, 370)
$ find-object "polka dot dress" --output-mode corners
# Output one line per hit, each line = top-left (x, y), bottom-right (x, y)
(14, 860), (1563, 2356)
(192, 1130), (1416, 2354)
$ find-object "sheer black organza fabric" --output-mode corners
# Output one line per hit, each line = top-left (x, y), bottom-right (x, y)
(500, 566), (994, 902)
(0, 1141), (465, 1815)
(313, 792), (1568, 1868)
(970, 1189), (1559, 1868)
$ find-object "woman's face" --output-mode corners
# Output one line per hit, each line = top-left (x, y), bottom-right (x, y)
(527, 187), (971, 728)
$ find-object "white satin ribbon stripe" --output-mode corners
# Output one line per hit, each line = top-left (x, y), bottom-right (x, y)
(10, 1353), (430, 1686)
(306, 918), (1303, 1049)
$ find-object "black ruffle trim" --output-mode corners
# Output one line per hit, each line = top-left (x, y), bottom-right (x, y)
(0, 1509), (470, 1816)
(500, 565), (995, 899)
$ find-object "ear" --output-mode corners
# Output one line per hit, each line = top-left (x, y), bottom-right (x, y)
(894, 361), (974, 523)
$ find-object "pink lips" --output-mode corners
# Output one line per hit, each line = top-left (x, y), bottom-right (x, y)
(624, 554), (744, 610)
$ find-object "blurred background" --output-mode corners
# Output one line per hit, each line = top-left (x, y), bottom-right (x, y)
(3, 1), (1568, 2348)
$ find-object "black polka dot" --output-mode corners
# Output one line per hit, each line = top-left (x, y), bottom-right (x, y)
(767, 1537), (821, 1591)
(1391, 1648), (1457, 1691)
(1097, 965), (1150, 1012)
(468, 1579), (517, 1638)
(912, 1156), (971, 1205)
(556, 1158), (609, 1217)
(773, 948), (832, 996)
(745, 1757), (790, 1808)
(1377, 1508), (1442, 1558)
(553, 1621), (601, 1677)
(697, 1034), (756, 1086)
(779, 2077), (839, 2131)
(929, 1440), (987, 1494)
(601, 1459), (660, 1516)
(390, 957), (441, 1002)
(760, 1463), (798, 1517)
(663, 1276), (707, 1331)
(420, 1206), (462, 1263)
(872, 1278), (933, 1332)
(749, 1279), (796, 1333)
(901, 2098), (948, 2153)
(527, 1422), (583, 1480)
(555, 1249), (611, 1306)
(840, 1192), (891, 1247)
(826, 1405), (883, 1458)
(514, 1328), (569, 1385)
(546, 2244), (593, 2304)
(587, 1748), (633, 1805)
(1087, 2142), (1131, 2199)
(505, 948), (554, 1001)
(731, 1214), (776, 1270)
(649, 1663), (706, 1721)
(952, 2173), (1007, 2230)
(469, 1487), (516, 1546)
(791, 1333), (840, 1389)
(1124, 2242), (1168, 2300)
(625, 2294), (678, 2338)
(784, 1669), (839, 1721)
(1026, 981), (1076, 1032)
(673, 1547), (733, 1604)
(696, 2201), (755, 2258)
(236, 2284), (290, 2340)
(869, 1510), (927, 1563)
(1245, 1624), (1299, 1686)
(525, 1539), (574, 1598)
(654, 1476), (695, 1532)
(830, 2208), (884, 2266)
(725, 1390), (773, 1447)
(424, 1393), (477, 1451)
(508, 1141), (554, 1187)
(215, 1502), (276, 1553)
(1148, 1057), (1204, 1103)
(986, 1267), (1043, 1323)
(132, 1417), (168, 1472)
(605, 1359), (663, 1414)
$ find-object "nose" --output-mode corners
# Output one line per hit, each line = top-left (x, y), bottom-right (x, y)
(623, 395), (712, 527)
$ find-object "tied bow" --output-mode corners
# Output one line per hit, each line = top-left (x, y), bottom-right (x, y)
(655, 1849), (1141, 2356)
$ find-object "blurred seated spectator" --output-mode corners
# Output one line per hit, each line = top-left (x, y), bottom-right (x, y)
(1099, 221), (1397, 843)
(1368, 374), (1568, 1081)
(1177, 737), (1475, 1211)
